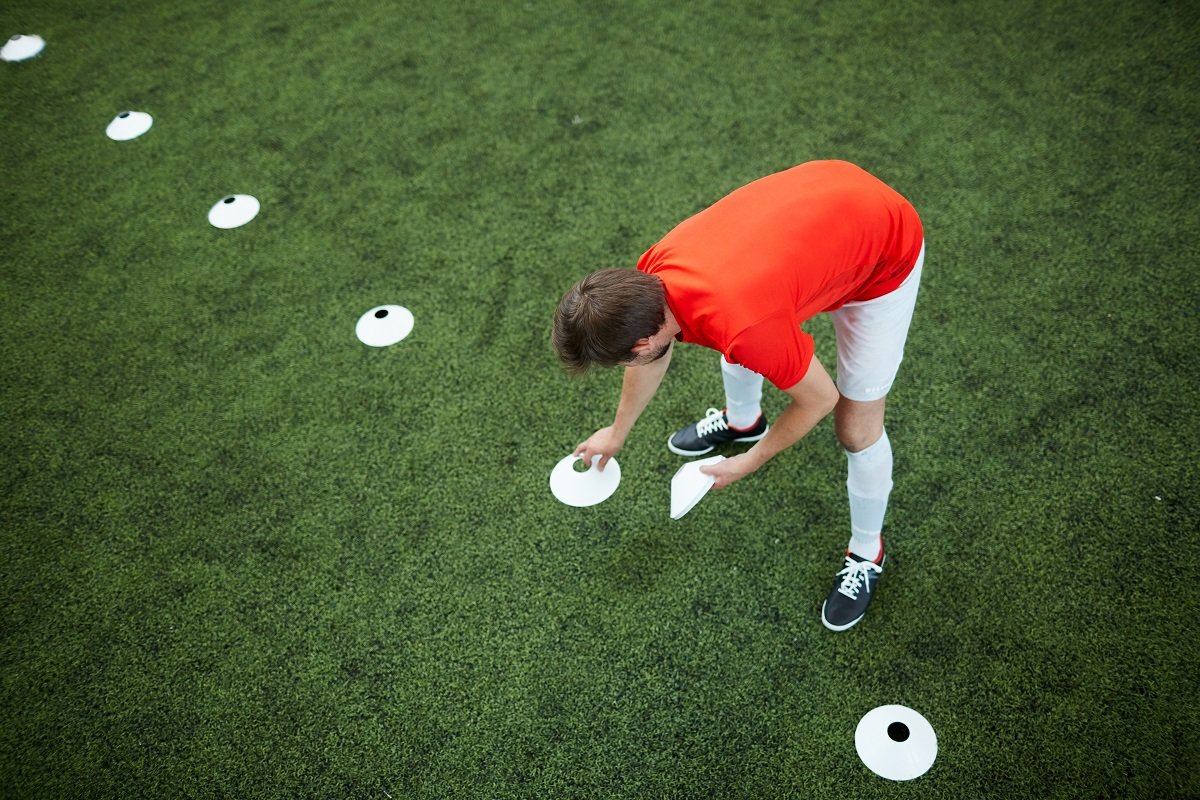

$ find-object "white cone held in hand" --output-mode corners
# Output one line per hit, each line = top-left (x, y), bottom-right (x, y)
(106, 111), (153, 141)
(208, 194), (260, 228)
(855, 705), (937, 781)
(670, 455), (723, 519)
(2, 34), (45, 62)
(549, 454), (620, 507)
(356, 305), (415, 347)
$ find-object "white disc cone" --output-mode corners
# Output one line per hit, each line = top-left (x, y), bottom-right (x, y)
(670, 454), (723, 519)
(356, 305), (415, 347)
(549, 454), (620, 507)
(1, 34), (45, 62)
(106, 111), (153, 141)
(855, 705), (937, 781)
(208, 194), (260, 229)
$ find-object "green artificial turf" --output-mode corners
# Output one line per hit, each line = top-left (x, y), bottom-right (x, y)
(2, 0), (1198, 797)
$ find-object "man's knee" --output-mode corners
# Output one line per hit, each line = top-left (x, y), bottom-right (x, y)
(838, 425), (884, 453)
(835, 397), (886, 452)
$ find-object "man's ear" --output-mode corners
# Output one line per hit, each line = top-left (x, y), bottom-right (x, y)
(629, 337), (654, 355)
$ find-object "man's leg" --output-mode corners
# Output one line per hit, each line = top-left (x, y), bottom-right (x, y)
(822, 242), (923, 631)
(667, 356), (768, 456)
(821, 391), (893, 633)
(721, 356), (765, 429)
(835, 396), (891, 564)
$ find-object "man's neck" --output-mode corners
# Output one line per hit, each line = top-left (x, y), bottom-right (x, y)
(663, 306), (682, 338)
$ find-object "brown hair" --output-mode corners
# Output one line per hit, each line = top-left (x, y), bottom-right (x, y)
(553, 269), (666, 374)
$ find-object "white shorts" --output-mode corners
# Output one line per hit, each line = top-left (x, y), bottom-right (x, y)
(828, 242), (925, 401)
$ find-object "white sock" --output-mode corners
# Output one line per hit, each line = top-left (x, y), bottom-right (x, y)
(845, 429), (893, 562)
(721, 356), (764, 429)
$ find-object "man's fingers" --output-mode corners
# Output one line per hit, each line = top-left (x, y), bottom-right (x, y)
(700, 463), (729, 490)
(573, 446), (607, 471)
(573, 434), (619, 471)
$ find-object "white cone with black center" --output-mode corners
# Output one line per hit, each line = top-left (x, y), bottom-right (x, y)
(855, 705), (937, 781)
(208, 194), (260, 229)
(106, 111), (153, 141)
(549, 454), (620, 507)
(356, 305), (414, 347)
(2, 34), (45, 62)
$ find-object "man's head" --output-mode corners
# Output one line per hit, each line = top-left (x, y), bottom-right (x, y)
(553, 268), (667, 374)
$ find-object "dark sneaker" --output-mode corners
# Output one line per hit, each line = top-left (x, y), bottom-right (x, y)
(667, 407), (768, 456)
(821, 549), (885, 631)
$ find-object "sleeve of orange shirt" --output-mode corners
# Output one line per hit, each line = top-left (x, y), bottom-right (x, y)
(724, 310), (815, 391)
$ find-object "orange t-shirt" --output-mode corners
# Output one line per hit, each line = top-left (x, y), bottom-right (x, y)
(636, 160), (923, 390)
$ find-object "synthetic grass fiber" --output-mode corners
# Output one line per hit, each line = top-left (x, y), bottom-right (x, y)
(2, 1), (1198, 798)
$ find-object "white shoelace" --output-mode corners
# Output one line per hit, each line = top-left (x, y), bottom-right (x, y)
(836, 557), (883, 599)
(695, 407), (728, 437)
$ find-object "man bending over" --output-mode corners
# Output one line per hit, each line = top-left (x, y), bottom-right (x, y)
(552, 160), (925, 631)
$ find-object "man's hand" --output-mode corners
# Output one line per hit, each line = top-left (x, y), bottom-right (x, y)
(699, 452), (762, 490)
(574, 426), (625, 471)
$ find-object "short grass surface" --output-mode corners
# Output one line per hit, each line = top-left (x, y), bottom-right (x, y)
(2, 1), (1198, 798)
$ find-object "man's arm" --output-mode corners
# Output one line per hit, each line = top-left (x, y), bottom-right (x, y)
(575, 341), (674, 470)
(702, 354), (840, 489)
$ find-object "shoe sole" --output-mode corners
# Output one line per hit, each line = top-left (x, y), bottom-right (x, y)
(665, 426), (769, 457)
